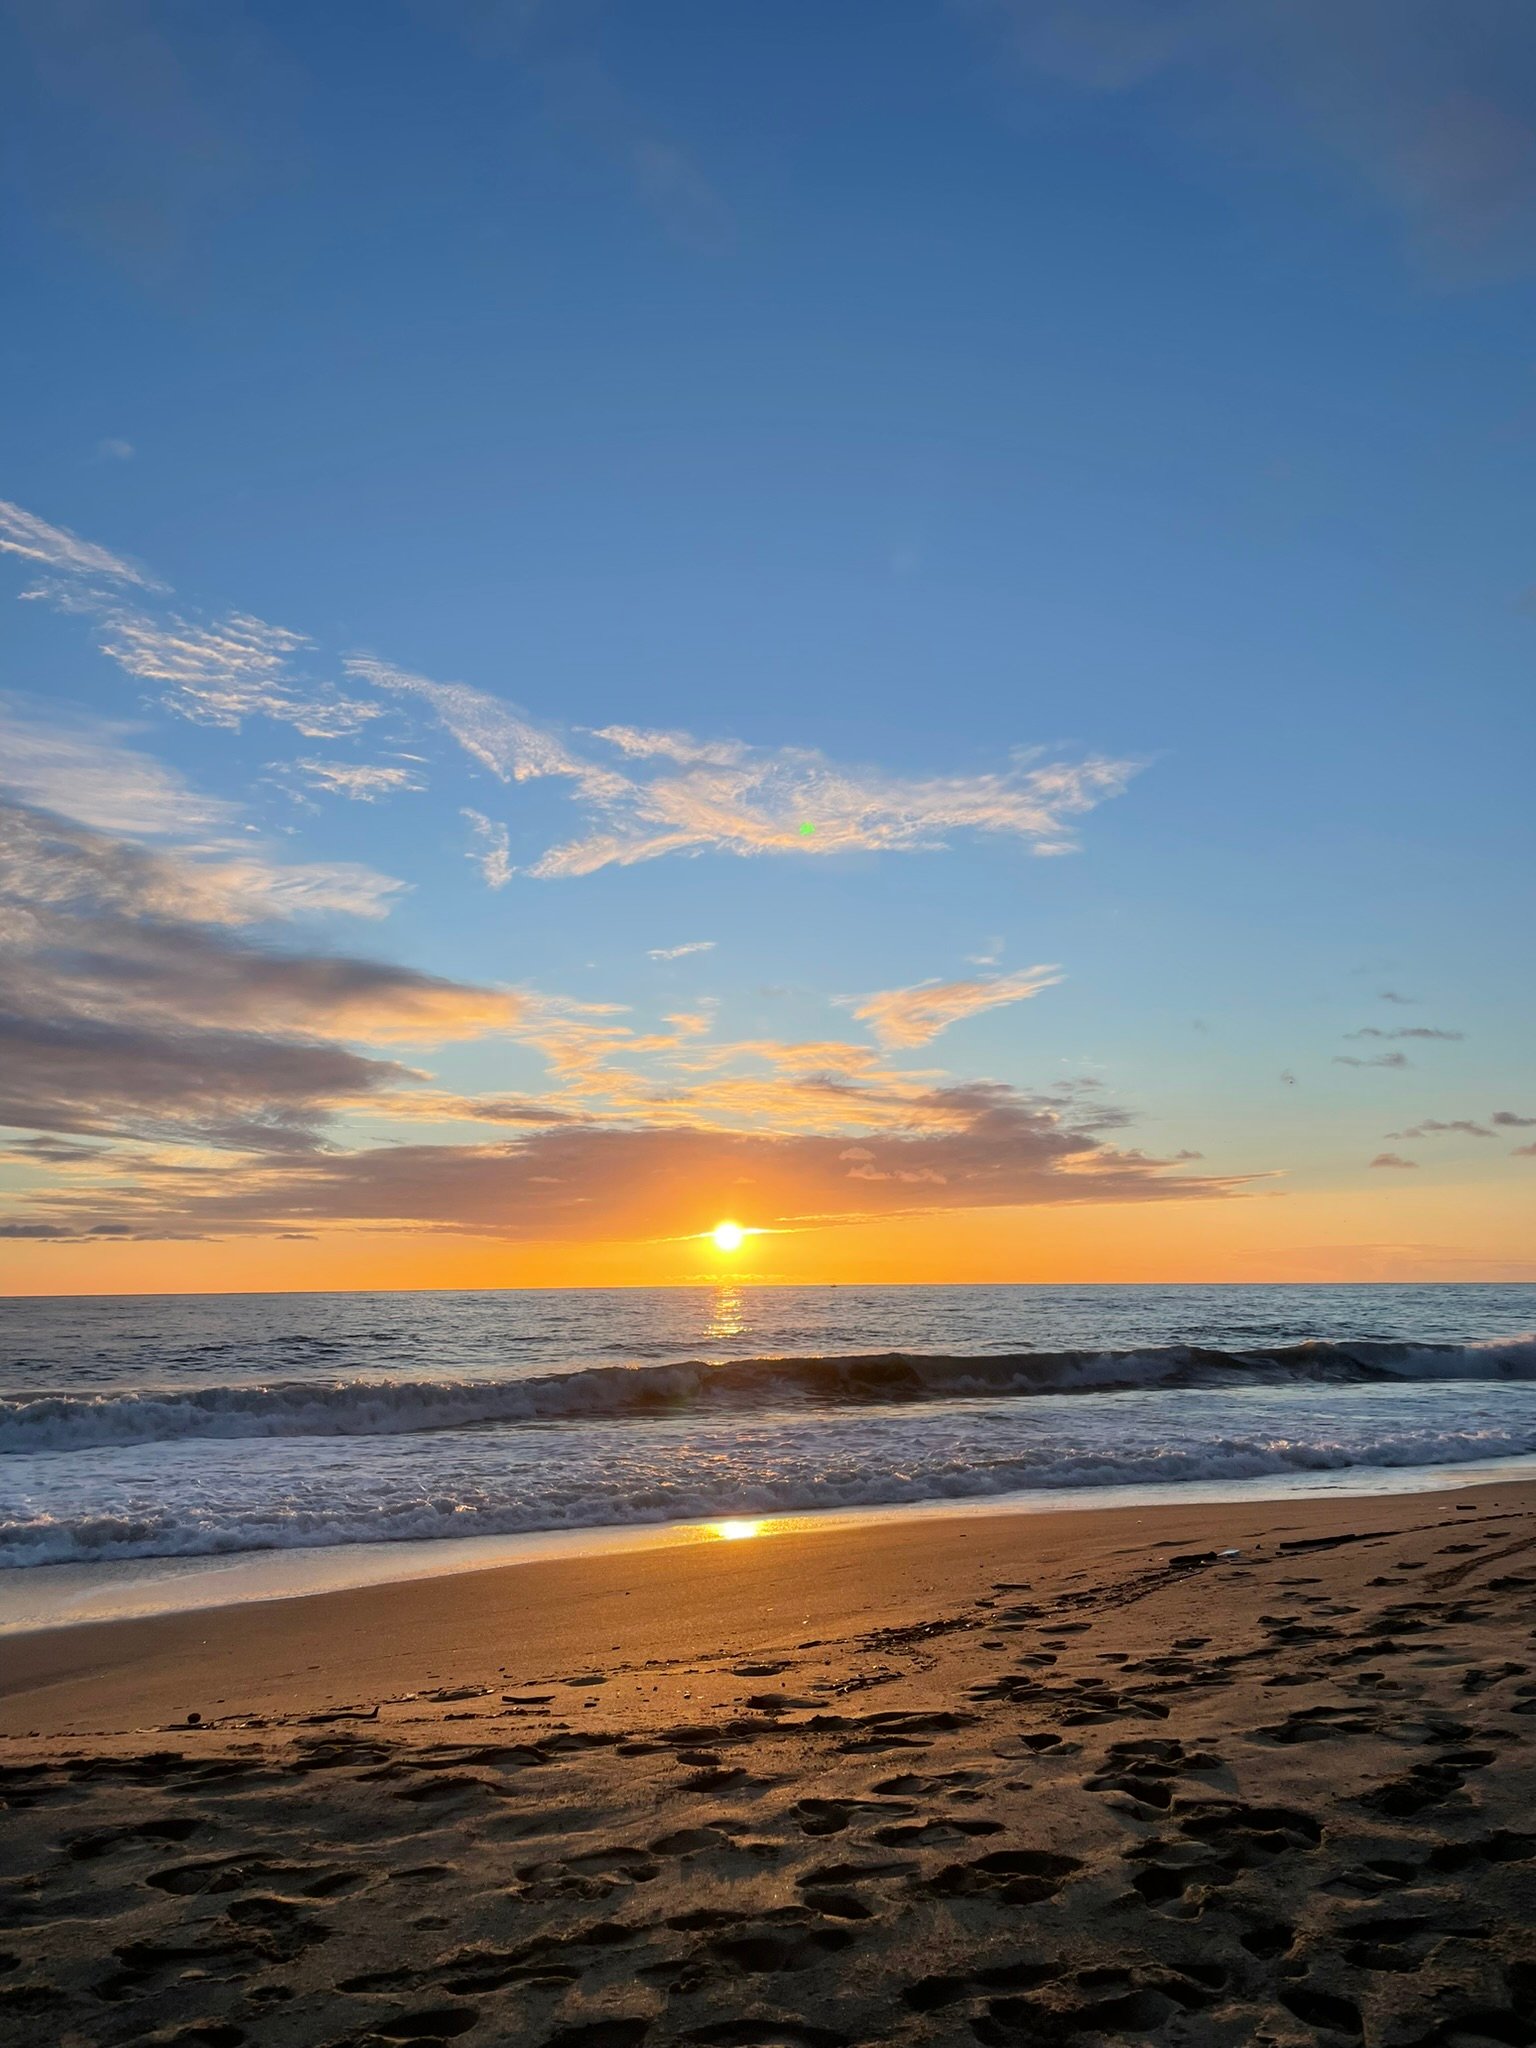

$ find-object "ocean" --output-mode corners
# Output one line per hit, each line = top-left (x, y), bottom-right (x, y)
(3, 1282), (1535, 1624)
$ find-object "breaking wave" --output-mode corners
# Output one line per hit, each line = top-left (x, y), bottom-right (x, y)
(3, 1335), (1535, 1453)
(5, 1417), (1536, 1567)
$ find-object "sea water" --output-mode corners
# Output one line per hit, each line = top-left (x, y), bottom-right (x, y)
(2, 1283), (1533, 1622)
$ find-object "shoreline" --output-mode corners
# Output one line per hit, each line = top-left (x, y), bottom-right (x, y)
(5, 1470), (1535, 1742)
(6, 1451), (1536, 1639)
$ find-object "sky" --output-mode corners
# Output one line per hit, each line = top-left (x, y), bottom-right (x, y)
(1, 0), (1533, 1293)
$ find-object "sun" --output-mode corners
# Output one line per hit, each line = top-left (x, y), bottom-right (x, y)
(711, 1220), (746, 1253)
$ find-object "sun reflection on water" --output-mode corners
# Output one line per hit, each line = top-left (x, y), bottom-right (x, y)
(704, 1282), (746, 1343)
(713, 1519), (765, 1541)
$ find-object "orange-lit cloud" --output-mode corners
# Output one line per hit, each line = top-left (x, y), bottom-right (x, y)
(845, 965), (1063, 1047)
(351, 663), (1137, 877)
(13, 1094), (1241, 1245)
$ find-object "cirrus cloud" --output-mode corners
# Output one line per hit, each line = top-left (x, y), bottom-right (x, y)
(352, 665), (1138, 879)
(843, 965), (1064, 1049)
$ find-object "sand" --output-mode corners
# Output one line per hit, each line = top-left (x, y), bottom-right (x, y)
(2, 1480), (1535, 2046)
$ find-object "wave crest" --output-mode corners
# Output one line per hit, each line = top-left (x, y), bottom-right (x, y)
(4, 1335), (1534, 1453)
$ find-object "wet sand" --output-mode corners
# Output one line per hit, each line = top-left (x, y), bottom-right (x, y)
(2, 1481), (1534, 2046)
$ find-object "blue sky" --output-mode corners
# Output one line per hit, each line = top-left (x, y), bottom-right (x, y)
(1, 0), (1533, 1285)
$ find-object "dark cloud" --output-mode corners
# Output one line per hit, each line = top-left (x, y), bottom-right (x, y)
(0, 1133), (113, 1165)
(1493, 1109), (1536, 1128)
(0, 1009), (413, 1153)
(1334, 1051), (1410, 1069)
(1369, 1153), (1418, 1170)
(0, 795), (506, 1152)
(0, 1218), (159, 1240)
(1346, 1026), (1463, 1041)
(1387, 1119), (1494, 1140)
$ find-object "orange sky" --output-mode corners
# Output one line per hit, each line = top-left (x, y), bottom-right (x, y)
(6, 1179), (1533, 1295)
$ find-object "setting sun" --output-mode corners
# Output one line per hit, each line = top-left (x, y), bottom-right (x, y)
(711, 1221), (746, 1253)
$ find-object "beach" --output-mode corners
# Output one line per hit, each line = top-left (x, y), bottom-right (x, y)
(3, 1479), (1534, 2047)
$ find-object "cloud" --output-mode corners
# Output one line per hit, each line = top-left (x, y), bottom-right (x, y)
(100, 607), (379, 736)
(1346, 1026), (1463, 1041)
(294, 759), (425, 802)
(648, 940), (716, 961)
(1492, 1109), (1536, 1128)
(1369, 1152), (1419, 1170)
(1514, 1144), (1536, 1159)
(96, 438), (135, 462)
(4, 501), (1136, 883)
(364, 665), (1137, 877)
(0, 763), (1238, 1239)
(1334, 1052), (1410, 1069)
(1387, 1119), (1495, 1140)
(1379, 990), (1416, 1004)
(591, 725), (747, 767)
(462, 809), (513, 889)
(0, 701), (233, 836)
(0, 793), (513, 1154)
(844, 965), (1064, 1048)
(665, 1010), (714, 1038)
(353, 659), (626, 800)
(0, 1011), (416, 1156)
(0, 790), (402, 927)
(0, 496), (157, 587)
(0, 496), (378, 738)
(20, 1083), (1243, 1244)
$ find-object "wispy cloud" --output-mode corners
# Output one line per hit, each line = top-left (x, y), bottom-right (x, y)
(293, 759), (425, 802)
(648, 940), (716, 961)
(364, 668), (1138, 878)
(843, 966), (1063, 1049)
(101, 608), (378, 735)
(3, 502), (1137, 885)
(1346, 1025), (1463, 1041)
(1334, 1051), (1411, 1069)
(1387, 1119), (1495, 1140)
(0, 701), (232, 837)
(591, 725), (746, 767)
(353, 659), (626, 799)
(1369, 1152), (1418, 1170)
(0, 496), (158, 587)
(2, 496), (377, 737)
(1379, 990), (1416, 1004)
(462, 809), (513, 889)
